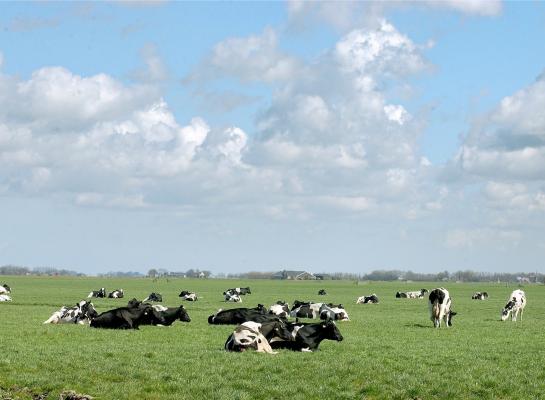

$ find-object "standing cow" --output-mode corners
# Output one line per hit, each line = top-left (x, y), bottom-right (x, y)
(501, 290), (526, 322)
(428, 288), (457, 328)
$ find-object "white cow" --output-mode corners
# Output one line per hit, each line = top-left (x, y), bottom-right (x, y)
(501, 289), (526, 322)
(0, 294), (12, 302)
(428, 287), (457, 328)
(224, 321), (277, 354)
(224, 292), (242, 302)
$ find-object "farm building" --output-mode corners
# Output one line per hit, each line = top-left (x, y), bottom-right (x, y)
(272, 270), (316, 280)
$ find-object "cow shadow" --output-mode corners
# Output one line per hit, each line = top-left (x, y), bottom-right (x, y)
(404, 323), (430, 329)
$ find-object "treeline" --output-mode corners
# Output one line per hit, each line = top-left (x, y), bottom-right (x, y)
(0, 265), (84, 276)
(98, 271), (144, 278)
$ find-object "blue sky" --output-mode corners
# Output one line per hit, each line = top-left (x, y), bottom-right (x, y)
(1, 1), (545, 275)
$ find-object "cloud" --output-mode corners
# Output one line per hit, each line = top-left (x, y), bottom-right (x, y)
(455, 71), (545, 181)
(131, 43), (169, 83)
(445, 228), (521, 249)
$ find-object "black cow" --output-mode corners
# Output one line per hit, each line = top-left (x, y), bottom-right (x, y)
(90, 304), (165, 329)
(147, 305), (191, 326)
(108, 289), (124, 299)
(318, 289), (327, 296)
(143, 292), (163, 302)
(271, 320), (344, 352)
(88, 288), (106, 298)
(208, 304), (272, 325)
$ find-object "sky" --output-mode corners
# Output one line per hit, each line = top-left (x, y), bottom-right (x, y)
(1, 1), (545, 275)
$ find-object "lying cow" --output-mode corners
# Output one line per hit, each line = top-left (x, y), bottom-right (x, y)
(43, 300), (98, 324)
(396, 289), (428, 299)
(472, 292), (489, 300)
(208, 305), (272, 325)
(0, 294), (12, 302)
(147, 305), (191, 326)
(271, 320), (344, 352)
(0, 284), (11, 294)
(108, 289), (124, 299)
(356, 294), (379, 304)
(179, 290), (198, 301)
(88, 288), (106, 298)
(269, 301), (290, 318)
(90, 303), (165, 329)
(225, 320), (292, 354)
(143, 292), (163, 302)
(319, 304), (349, 321)
(318, 289), (327, 296)
(224, 291), (242, 302)
(428, 287), (457, 328)
(501, 289), (526, 322)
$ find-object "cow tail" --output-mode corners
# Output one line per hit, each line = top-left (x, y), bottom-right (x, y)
(432, 300), (441, 320)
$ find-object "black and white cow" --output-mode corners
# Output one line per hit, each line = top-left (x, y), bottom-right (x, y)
(428, 287), (457, 328)
(270, 320), (344, 352)
(356, 294), (379, 304)
(224, 290), (242, 302)
(108, 289), (124, 299)
(143, 292), (163, 302)
(0, 294), (12, 302)
(290, 301), (321, 318)
(396, 289), (428, 299)
(90, 303), (165, 329)
(179, 290), (198, 301)
(318, 289), (327, 296)
(87, 288), (106, 298)
(224, 320), (292, 354)
(224, 287), (251, 296)
(269, 301), (290, 318)
(43, 300), (98, 324)
(208, 305), (271, 325)
(501, 289), (526, 322)
(319, 303), (350, 321)
(147, 305), (191, 326)
(0, 284), (11, 294)
(471, 292), (489, 300)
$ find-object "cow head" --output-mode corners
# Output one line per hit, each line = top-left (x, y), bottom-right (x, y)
(177, 305), (191, 322)
(447, 311), (457, 327)
(2, 284), (11, 293)
(127, 298), (142, 308)
(255, 304), (268, 314)
(501, 300), (515, 321)
(322, 320), (344, 342)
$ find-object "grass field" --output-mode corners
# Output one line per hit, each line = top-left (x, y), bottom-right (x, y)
(0, 276), (544, 400)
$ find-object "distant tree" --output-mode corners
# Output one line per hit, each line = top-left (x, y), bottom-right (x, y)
(147, 269), (158, 278)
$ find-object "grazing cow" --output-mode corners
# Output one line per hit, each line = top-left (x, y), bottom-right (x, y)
(428, 288), (457, 328)
(88, 288), (106, 298)
(224, 291), (242, 302)
(108, 289), (124, 299)
(319, 304), (350, 321)
(146, 305), (191, 326)
(90, 303), (165, 329)
(356, 294), (379, 304)
(271, 320), (344, 352)
(396, 289), (428, 299)
(472, 292), (489, 300)
(318, 289), (327, 296)
(143, 292), (163, 302)
(0, 284), (11, 294)
(269, 301), (290, 318)
(43, 300), (98, 324)
(179, 290), (198, 301)
(208, 305), (272, 325)
(501, 290), (526, 322)
(0, 294), (12, 302)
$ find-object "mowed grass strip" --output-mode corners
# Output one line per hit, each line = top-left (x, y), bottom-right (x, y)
(0, 276), (544, 399)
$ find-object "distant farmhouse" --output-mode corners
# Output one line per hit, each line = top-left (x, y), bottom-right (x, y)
(273, 270), (316, 280)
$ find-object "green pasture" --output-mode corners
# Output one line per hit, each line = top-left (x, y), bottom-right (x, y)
(0, 276), (544, 399)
